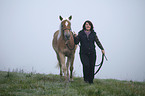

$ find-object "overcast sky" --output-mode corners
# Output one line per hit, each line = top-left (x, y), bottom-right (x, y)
(0, 0), (145, 82)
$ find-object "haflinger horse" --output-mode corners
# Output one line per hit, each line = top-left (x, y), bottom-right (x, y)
(52, 16), (77, 81)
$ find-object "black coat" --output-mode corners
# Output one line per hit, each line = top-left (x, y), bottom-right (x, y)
(74, 30), (104, 54)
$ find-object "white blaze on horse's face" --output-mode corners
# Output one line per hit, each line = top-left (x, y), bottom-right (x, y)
(65, 21), (68, 26)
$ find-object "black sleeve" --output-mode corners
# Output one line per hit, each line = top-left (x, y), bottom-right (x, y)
(95, 33), (104, 50)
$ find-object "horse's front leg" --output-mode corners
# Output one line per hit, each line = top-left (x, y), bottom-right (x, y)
(66, 57), (70, 81)
(56, 52), (62, 76)
(59, 53), (67, 80)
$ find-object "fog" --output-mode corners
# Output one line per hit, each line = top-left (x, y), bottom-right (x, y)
(0, 0), (145, 82)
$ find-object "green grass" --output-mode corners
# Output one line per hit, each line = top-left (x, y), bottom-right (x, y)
(0, 71), (145, 96)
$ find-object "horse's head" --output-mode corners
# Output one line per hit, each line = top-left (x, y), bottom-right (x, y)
(59, 15), (72, 40)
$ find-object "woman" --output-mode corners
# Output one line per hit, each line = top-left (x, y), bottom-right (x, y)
(74, 20), (105, 84)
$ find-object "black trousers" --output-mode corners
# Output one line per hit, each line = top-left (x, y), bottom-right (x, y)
(80, 53), (96, 83)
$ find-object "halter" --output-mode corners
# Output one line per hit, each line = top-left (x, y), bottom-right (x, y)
(63, 28), (71, 31)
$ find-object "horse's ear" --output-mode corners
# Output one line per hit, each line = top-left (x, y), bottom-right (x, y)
(68, 15), (72, 20)
(59, 16), (63, 21)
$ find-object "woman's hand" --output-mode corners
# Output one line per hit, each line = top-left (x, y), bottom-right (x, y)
(73, 32), (77, 37)
(101, 50), (105, 55)
(102, 50), (108, 61)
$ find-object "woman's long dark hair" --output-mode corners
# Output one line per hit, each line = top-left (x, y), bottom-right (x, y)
(83, 20), (94, 31)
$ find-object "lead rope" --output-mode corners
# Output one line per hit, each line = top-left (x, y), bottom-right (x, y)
(65, 40), (75, 50)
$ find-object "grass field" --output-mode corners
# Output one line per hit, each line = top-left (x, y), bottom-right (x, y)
(0, 71), (145, 96)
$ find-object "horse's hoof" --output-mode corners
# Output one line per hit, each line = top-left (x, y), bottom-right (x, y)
(69, 79), (74, 82)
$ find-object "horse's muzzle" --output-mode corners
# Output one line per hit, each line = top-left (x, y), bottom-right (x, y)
(65, 34), (70, 40)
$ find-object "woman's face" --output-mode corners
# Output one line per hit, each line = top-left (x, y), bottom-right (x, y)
(85, 22), (91, 31)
